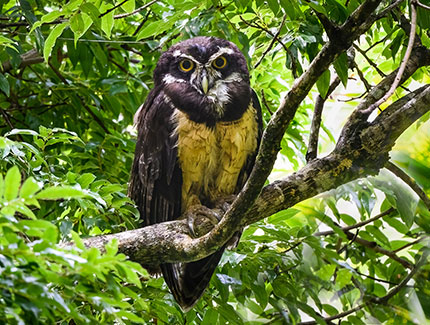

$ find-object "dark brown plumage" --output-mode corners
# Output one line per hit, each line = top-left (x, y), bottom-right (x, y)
(129, 36), (262, 311)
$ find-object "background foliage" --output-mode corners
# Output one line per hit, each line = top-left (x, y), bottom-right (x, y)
(0, 0), (429, 323)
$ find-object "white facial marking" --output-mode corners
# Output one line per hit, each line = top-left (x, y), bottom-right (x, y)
(207, 47), (234, 64)
(163, 74), (186, 84)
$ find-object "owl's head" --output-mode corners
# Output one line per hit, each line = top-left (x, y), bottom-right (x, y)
(153, 36), (252, 126)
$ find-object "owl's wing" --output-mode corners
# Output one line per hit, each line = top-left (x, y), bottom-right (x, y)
(129, 87), (182, 227)
(235, 89), (263, 191)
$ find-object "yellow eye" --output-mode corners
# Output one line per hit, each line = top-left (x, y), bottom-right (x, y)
(179, 59), (194, 72)
(212, 56), (227, 69)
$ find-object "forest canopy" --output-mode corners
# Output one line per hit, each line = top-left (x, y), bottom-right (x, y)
(1, 0), (430, 324)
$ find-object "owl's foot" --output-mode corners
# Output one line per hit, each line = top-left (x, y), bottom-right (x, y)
(184, 205), (223, 238)
(212, 194), (237, 213)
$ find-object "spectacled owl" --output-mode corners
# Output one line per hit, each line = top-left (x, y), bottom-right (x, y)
(129, 36), (262, 311)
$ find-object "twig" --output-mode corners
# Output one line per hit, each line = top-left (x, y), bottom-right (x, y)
(132, 10), (151, 36)
(374, 0), (406, 19)
(306, 76), (341, 162)
(306, 48), (355, 161)
(314, 207), (395, 236)
(415, 0), (430, 10)
(363, 32), (393, 53)
(352, 61), (372, 91)
(354, 269), (399, 285)
(99, 0), (129, 18)
(254, 14), (287, 69)
(240, 15), (297, 77)
(392, 236), (427, 253)
(0, 18), (66, 29)
(299, 303), (367, 325)
(344, 230), (413, 269)
(260, 90), (274, 116)
(386, 161), (430, 209)
(361, 1), (417, 114)
(372, 248), (429, 304)
(353, 44), (386, 77)
(114, 0), (158, 19)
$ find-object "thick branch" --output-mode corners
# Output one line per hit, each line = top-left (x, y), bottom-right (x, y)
(76, 85), (430, 266)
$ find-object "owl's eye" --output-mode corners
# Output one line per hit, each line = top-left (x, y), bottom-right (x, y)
(212, 56), (227, 69)
(179, 59), (194, 72)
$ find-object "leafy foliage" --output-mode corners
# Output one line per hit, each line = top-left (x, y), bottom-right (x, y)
(0, 0), (429, 324)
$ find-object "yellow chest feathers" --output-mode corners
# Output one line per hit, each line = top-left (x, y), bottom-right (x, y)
(174, 105), (258, 210)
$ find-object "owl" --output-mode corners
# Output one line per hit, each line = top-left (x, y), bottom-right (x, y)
(129, 36), (262, 311)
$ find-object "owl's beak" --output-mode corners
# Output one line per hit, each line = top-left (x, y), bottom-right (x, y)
(201, 74), (209, 94)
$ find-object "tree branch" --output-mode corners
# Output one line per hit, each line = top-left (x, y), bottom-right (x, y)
(1, 49), (43, 73)
(73, 83), (430, 266)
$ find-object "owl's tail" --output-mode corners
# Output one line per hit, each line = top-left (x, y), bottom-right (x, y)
(161, 248), (225, 311)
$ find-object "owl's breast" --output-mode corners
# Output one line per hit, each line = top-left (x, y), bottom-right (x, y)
(174, 104), (258, 210)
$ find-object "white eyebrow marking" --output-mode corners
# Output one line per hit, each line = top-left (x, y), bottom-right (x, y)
(207, 47), (234, 64)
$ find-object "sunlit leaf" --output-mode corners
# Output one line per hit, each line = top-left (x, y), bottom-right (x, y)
(43, 22), (68, 62)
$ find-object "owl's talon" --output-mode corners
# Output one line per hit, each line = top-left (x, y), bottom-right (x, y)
(212, 194), (236, 213)
(185, 205), (222, 238)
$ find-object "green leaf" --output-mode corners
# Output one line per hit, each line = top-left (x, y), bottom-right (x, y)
(35, 186), (87, 200)
(4, 166), (21, 201)
(116, 310), (144, 323)
(19, 220), (58, 241)
(333, 51), (349, 87)
(80, 3), (101, 28)
(101, 10), (114, 38)
(322, 304), (338, 316)
(71, 230), (85, 250)
(0, 35), (15, 45)
(122, 0), (135, 13)
(335, 269), (352, 290)
(30, 10), (63, 33)
(316, 69), (330, 98)
(44, 22), (68, 62)
(14, 202), (37, 219)
(77, 173), (96, 188)
(20, 177), (41, 198)
(0, 174), (4, 199)
(0, 73), (10, 97)
(70, 13), (92, 45)
(135, 13), (183, 40)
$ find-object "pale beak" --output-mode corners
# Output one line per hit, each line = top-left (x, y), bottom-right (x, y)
(201, 74), (209, 94)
